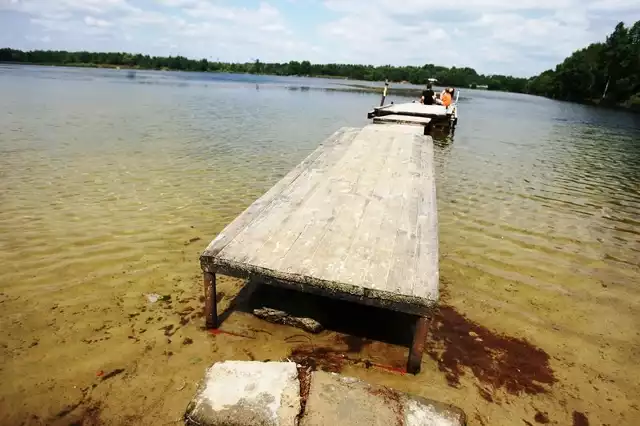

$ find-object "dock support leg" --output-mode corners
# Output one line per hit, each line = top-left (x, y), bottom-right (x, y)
(204, 271), (218, 329)
(407, 316), (429, 374)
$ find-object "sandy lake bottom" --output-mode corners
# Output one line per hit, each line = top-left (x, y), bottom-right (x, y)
(1, 66), (639, 425)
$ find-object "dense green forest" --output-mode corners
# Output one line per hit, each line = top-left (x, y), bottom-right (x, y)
(527, 20), (639, 108)
(0, 47), (528, 93)
(1, 20), (638, 108)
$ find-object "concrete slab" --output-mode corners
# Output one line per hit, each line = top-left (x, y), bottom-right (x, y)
(300, 371), (466, 426)
(184, 361), (300, 426)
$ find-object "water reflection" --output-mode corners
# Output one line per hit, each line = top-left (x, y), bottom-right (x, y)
(433, 135), (455, 151)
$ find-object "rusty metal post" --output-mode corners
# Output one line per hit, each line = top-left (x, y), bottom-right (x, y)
(204, 271), (218, 329)
(407, 316), (429, 374)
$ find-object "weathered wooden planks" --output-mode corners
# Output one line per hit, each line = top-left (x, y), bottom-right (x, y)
(376, 103), (448, 117)
(200, 124), (439, 315)
(373, 114), (432, 126)
(201, 127), (360, 259)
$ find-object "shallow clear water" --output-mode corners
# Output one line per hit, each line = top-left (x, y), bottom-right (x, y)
(1, 64), (640, 425)
(1, 65), (637, 299)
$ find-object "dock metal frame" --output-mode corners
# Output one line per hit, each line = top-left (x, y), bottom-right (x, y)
(201, 265), (432, 374)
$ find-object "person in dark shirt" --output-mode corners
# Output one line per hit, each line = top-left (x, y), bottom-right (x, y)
(421, 84), (435, 105)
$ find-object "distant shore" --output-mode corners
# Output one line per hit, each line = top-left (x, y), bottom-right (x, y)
(1, 61), (427, 97)
(4, 29), (639, 111)
(2, 60), (637, 112)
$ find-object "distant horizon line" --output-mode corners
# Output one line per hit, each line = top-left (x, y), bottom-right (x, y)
(0, 47), (538, 79)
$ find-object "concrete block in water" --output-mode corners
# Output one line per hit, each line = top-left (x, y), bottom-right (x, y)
(184, 361), (466, 426)
(184, 361), (300, 426)
(300, 371), (466, 426)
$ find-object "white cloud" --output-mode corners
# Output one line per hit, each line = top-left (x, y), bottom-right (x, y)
(325, 0), (576, 14)
(318, 0), (639, 75)
(157, 0), (197, 6)
(30, 18), (71, 32)
(183, 1), (282, 27)
(67, 0), (132, 13)
(1, 0), (638, 75)
(588, 0), (640, 11)
(4, 0), (134, 15)
(84, 16), (112, 27)
(122, 8), (172, 26)
(162, 1), (306, 61)
(471, 12), (591, 55)
(25, 33), (51, 43)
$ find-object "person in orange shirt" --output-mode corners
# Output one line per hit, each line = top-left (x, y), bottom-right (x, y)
(439, 88), (453, 107)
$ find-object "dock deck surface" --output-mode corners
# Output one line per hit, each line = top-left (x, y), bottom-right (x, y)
(201, 124), (439, 315)
(372, 114), (432, 126)
(373, 103), (453, 118)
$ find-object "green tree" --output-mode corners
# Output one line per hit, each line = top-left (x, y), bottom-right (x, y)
(526, 20), (639, 107)
(299, 60), (312, 75)
(251, 59), (263, 74)
(3, 24), (638, 110)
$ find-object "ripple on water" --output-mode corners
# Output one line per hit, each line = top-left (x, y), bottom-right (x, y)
(0, 68), (639, 308)
(435, 104), (639, 304)
(1, 67), (639, 426)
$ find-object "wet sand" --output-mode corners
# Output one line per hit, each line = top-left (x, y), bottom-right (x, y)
(1, 248), (639, 425)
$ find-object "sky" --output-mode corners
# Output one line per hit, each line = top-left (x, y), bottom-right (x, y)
(1, 0), (639, 77)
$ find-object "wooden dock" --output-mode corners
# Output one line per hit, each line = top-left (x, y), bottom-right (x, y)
(368, 102), (458, 135)
(200, 123), (439, 373)
(371, 103), (451, 118)
(372, 114), (433, 126)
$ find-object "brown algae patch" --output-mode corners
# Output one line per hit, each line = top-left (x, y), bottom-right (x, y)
(288, 335), (407, 375)
(572, 411), (589, 426)
(426, 306), (556, 395)
(289, 346), (346, 373)
(295, 364), (312, 421)
(534, 411), (550, 423)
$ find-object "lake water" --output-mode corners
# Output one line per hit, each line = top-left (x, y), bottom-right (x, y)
(1, 65), (639, 425)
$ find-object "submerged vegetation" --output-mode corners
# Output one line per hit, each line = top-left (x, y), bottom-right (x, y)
(1, 20), (638, 109)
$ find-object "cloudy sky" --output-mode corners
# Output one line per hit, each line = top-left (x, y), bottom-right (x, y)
(1, 0), (639, 77)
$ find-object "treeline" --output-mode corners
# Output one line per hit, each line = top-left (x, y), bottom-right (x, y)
(0, 47), (527, 93)
(526, 20), (640, 108)
(1, 20), (638, 108)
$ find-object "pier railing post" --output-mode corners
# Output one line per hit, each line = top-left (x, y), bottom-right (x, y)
(204, 271), (218, 329)
(380, 79), (389, 107)
(407, 316), (430, 374)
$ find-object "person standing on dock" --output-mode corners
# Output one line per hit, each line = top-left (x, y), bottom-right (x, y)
(421, 84), (435, 105)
